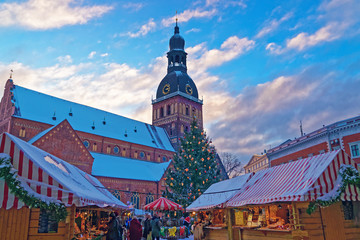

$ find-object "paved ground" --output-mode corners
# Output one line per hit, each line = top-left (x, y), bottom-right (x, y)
(160, 236), (194, 240)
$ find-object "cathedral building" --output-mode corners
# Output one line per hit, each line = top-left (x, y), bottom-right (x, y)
(152, 23), (203, 151)
(0, 24), (226, 208)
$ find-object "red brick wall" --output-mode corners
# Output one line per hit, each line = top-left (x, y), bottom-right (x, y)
(0, 80), (15, 135)
(96, 176), (166, 208)
(33, 120), (94, 174)
(342, 132), (360, 163)
(76, 131), (174, 163)
(271, 142), (328, 166)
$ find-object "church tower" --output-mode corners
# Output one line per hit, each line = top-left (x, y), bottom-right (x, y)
(152, 23), (203, 150)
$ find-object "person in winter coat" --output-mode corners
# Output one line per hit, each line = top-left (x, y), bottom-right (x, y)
(150, 215), (161, 240)
(143, 213), (152, 240)
(129, 216), (142, 240)
(107, 212), (121, 240)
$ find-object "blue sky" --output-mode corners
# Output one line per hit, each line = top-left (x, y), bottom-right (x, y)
(0, 0), (360, 164)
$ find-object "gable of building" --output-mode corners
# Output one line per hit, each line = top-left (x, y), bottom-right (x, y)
(30, 119), (94, 173)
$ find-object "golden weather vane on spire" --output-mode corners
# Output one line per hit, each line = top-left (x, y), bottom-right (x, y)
(175, 10), (178, 25)
(9, 69), (13, 79)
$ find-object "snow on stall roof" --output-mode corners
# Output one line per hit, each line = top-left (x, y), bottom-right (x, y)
(11, 85), (174, 152)
(91, 152), (171, 182)
(226, 150), (341, 207)
(187, 173), (252, 211)
(6, 133), (127, 208)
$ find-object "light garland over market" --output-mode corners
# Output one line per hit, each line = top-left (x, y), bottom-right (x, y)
(0, 156), (68, 222)
(307, 165), (360, 214)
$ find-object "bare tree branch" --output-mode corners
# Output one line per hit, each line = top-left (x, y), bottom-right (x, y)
(220, 152), (243, 178)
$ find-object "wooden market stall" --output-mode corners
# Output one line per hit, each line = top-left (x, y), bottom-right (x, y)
(186, 174), (253, 240)
(0, 132), (127, 240)
(225, 150), (360, 240)
(187, 150), (360, 240)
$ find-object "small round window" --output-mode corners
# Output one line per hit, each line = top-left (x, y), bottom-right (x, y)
(83, 140), (90, 148)
(139, 152), (145, 158)
(113, 146), (120, 154)
(162, 156), (167, 162)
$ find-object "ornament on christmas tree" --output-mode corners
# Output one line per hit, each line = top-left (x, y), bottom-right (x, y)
(185, 168), (189, 172)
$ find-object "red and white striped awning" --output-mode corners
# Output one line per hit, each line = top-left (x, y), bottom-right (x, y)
(144, 197), (183, 211)
(0, 133), (127, 210)
(226, 150), (360, 207)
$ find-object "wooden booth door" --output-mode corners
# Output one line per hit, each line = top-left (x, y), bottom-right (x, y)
(320, 202), (346, 240)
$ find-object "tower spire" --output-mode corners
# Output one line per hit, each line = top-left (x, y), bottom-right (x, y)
(174, 11), (179, 34)
(9, 69), (13, 79)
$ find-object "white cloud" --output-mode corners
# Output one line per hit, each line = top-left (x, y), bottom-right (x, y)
(206, 0), (247, 8)
(256, 12), (293, 38)
(161, 9), (217, 27)
(122, 3), (144, 12)
(127, 18), (156, 38)
(0, 0), (113, 30)
(189, 36), (255, 73)
(186, 28), (201, 34)
(57, 55), (73, 64)
(88, 51), (97, 59)
(286, 22), (345, 51)
(265, 42), (284, 55)
(100, 53), (109, 57)
(266, 0), (360, 54)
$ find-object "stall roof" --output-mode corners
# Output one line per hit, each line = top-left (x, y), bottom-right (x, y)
(11, 84), (174, 152)
(0, 133), (127, 209)
(226, 150), (360, 207)
(91, 152), (171, 182)
(187, 173), (252, 211)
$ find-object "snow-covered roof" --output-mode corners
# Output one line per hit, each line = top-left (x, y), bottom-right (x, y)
(187, 173), (252, 211)
(227, 150), (360, 207)
(11, 85), (174, 152)
(1, 133), (127, 209)
(91, 152), (171, 182)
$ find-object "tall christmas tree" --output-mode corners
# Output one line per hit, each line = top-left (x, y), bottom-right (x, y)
(164, 120), (221, 207)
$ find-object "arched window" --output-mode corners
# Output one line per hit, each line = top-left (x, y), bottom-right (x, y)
(185, 126), (189, 132)
(175, 55), (179, 63)
(146, 193), (154, 205)
(113, 146), (120, 154)
(112, 190), (121, 200)
(19, 127), (26, 138)
(186, 106), (189, 116)
(122, 148), (126, 157)
(160, 107), (164, 118)
(106, 146), (111, 154)
(92, 143), (97, 151)
(83, 140), (90, 148)
(167, 105), (171, 115)
(131, 192), (140, 209)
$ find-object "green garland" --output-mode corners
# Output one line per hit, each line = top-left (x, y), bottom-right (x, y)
(0, 156), (68, 222)
(307, 165), (360, 214)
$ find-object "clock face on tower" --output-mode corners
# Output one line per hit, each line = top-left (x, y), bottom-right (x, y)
(162, 83), (170, 95)
(185, 84), (193, 95)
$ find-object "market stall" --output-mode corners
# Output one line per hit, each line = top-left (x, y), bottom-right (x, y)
(186, 174), (252, 240)
(144, 197), (185, 239)
(226, 150), (360, 240)
(187, 150), (360, 240)
(0, 133), (127, 240)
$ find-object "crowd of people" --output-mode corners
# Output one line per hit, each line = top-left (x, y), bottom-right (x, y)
(105, 212), (206, 240)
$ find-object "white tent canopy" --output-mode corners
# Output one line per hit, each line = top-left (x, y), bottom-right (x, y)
(187, 173), (252, 211)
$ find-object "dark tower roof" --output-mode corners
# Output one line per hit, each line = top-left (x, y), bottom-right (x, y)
(154, 24), (201, 103)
